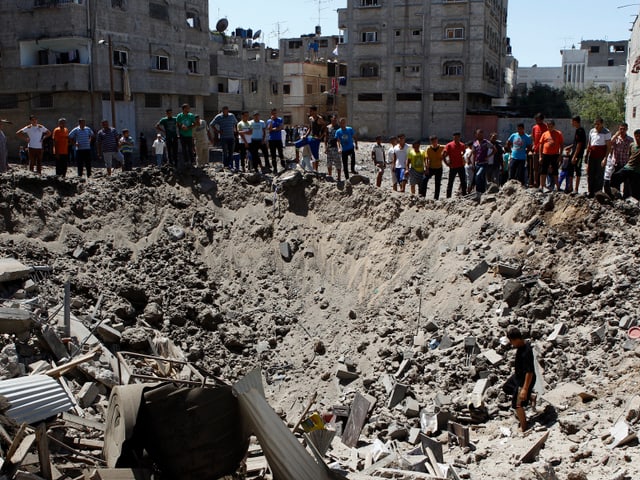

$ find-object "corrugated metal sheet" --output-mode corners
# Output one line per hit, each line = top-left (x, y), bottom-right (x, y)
(0, 374), (75, 424)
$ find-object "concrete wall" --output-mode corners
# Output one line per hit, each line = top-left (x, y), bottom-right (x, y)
(627, 13), (640, 133)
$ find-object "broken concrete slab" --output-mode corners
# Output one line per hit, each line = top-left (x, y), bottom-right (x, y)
(464, 261), (489, 282)
(478, 349), (502, 365)
(609, 419), (638, 449)
(96, 323), (123, 344)
(342, 392), (372, 448)
(40, 325), (70, 362)
(387, 382), (408, 409)
(403, 397), (420, 418)
(447, 421), (470, 448)
(279, 242), (292, 262)
(438, 334), (453, 350)
(519, 431), (550, 464)
(496, 263), (523, 278)
(547, 323), (567, 343)
(503, 279), (525, 307)
(468, 378), (490, 409)
(0, 258), (31, 283)
(77, 381), (100, 408)
(336, 366), (360, 382)
(0, 307), (33, 335)
(542, 382), (596, 410)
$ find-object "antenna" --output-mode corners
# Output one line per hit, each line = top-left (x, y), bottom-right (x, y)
(270, 21), (289, 47)
(307, 0), (334, 31)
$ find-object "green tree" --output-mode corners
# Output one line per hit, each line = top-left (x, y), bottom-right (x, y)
(509, 83), (572, 118)
(564, 86), (625, 128)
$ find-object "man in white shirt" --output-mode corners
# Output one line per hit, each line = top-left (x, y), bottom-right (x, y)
(17, 115), (50, 175)
(393, 134), (409, 192)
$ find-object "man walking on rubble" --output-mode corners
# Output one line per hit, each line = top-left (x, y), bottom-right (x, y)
(503, 327), (536, 432)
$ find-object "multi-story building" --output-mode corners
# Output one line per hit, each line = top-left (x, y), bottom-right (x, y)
(0, 0), (210, 156)
(206, 28), (282, 119)
(517, 40), (628, 93)
(280, 34), (347, 126)
(337, 0), (509, 140)
(627, 12), (640, 132)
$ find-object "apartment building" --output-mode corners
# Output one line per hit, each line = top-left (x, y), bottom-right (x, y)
(280, 34), (347, 126)
(0, 0), (210, 155)
(627, 12), (640, 132)
(337, 0), (509, 139)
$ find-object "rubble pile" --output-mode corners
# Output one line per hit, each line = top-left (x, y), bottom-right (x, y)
(0, 164), (639, 479)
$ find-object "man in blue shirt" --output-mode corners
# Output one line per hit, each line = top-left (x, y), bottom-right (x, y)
(210, 106), (238, 170)
(506, 123), (532, 185)
(335, 117), (358, 179)
(69, 118), (95, 177)
(266, 108), (285, 173)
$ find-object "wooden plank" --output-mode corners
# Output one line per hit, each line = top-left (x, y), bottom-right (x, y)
(61, 412), (105, 432)
(519, 431), (550, 464)
(10, 433), (36, 465)
(35, 423), (52, 480)
(58, 377), (85, 417)
(341, 393), (372, 448)
(45, 346), (101, 378)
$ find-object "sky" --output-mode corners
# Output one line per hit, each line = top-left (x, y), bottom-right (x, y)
(208, 1), (638, 67)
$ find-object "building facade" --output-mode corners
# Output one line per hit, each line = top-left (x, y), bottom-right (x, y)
(627, 13), (640, 133)
(517, 40), (628, 93)
(337, 0), (509, 140)
(0, 0), (210, 156)
(280, 34), (347, 126)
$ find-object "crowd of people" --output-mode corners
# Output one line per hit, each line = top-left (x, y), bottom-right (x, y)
(2, 106), (640, 201)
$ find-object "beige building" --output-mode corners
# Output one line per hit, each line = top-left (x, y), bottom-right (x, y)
(205, 30), (282, 119)
(280, 34), (347, 126)
(337, 0), (509, 140)
(0, 0), (210, 156)
(628, 13), (640, 133)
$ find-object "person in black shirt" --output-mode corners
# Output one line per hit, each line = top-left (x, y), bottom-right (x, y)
(567, 115), (587, 193)
(503, 327), (536, 432)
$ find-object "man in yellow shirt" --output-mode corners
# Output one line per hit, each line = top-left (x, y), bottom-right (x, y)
(406, 139), (427, 196)
(425, 135), (445, 199)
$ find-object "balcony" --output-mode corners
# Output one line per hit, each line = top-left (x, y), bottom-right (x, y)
(1, 64), (90, 93)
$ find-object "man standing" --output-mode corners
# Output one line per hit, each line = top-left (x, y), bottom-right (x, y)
(335, 118), (358, 179)
(472, 129), (494, 194)
(156, 108), (178, 166)
(193, 114), (211, 169)
(393, 134), (409, 193)
(406, 139), (427, 196)
(530, 113), (548, 188)
(606, 122), (633, 197)
(503, 327), (537, 432)
(586, 117), (611, 198)
(248, 111), (269, 173)
(425, 136), (445, 199)
(69, 118), (95, 177)
(295, 105), (326, 170)
(266, 108), (285, 172)
(506, 123), (532, 185)
(372, 136), (386, 188)
(176, 103), (196, 169)
(325, 115), (341, 181)
(611, 128), (640, 200)
(52, 118), (70, 177)
(209, 106), (237, 170)
(567, 115), (586, 194)
(444, 132), (467, 198)
(538, 119), (563, 192)
(96, 120), (119, 176)
(16, 115), (50, 175)
(236, 111), (252, 172)
(119, 129), (135, 171)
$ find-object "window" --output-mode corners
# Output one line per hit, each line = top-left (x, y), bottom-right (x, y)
(283, 84), (291, 95)
(409, 65), (420, 73)
(445, 27), (464, 39)
(444, 61), (463, 76)
(288, 40), (303, 49)
(113, 49), (128, 66)
(112, 0), (125, 8)
(633, 106), (637, 118)
(32, 93), (53, 109)
(319, 39), (329, 47)
(251, 80), (257, 93)
(272, 83), (278, 94)
(358, 93), (382, 101)
(361, 31), (378, 43)
(186, 12), (200, 29)
(395, 30), (401, 37)
(152, 55), (169, 71)
(145, 94), (162, 108)
(396, 93), (422, 101)
(187, 59), (198, 73)
(320, 84), (326, 93)
(360, 0), (379, 5)
(360, 63), (379, 77)
(607, 59), (614, 67)
(149, 2), (169, 21)
(178, 95), (195, 107)
(590, 45), (600, 53)
(412, 30), (422, 36)
(611, 44), (625, 53)
(433, 92), (460, 101)
(0, 94), (18, 109)
(307, 84), (313, 94)
(395, 66), (401, 73)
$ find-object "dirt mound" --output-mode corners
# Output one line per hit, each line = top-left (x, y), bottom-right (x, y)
(1, 166), (640, 479)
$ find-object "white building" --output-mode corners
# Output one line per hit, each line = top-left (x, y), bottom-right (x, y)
(517, 40), (627, 93)
(626, 12), (640, 132)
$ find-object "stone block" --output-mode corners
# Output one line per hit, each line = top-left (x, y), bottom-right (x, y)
(77, 381), (99, 408)
(464, 260), (489, 282)
(0, 258), (31, 283)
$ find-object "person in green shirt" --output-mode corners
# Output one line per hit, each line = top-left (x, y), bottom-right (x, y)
(176, 103), (196, 169)
(406, 139), (427, 196)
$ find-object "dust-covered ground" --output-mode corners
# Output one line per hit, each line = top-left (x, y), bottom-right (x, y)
(1, 146), (640, 479)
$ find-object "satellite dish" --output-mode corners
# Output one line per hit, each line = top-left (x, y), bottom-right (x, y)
(253, 29), (262, 40)
(215, 18), (229, 33)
